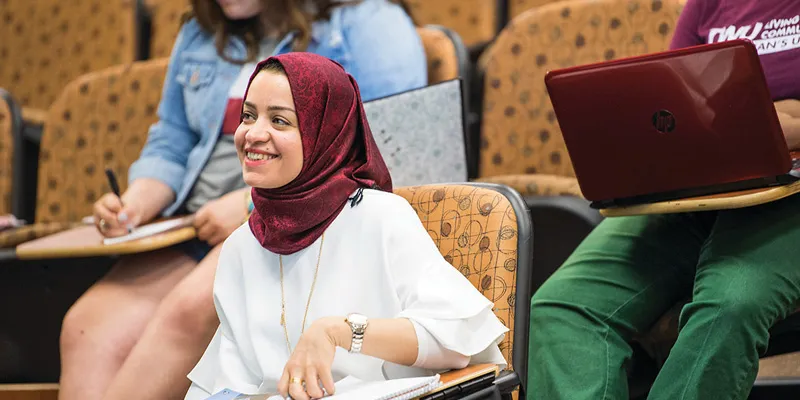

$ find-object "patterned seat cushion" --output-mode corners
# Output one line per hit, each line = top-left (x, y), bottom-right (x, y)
(145, 0), (190, 59)
(479, 0), (684, 181)
(0, 0), (137, 113)
(509, 0), (569, 20)
(406, 0), (499, 47)
(394, 184), (521, 369)
(417, 26), (461, 84)
(477, 174), (583, 198)
(34, 59), (169, 224)
(0, 92), (16, 216)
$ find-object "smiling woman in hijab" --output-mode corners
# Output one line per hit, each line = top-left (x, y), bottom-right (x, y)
(183, 53), (508, 400)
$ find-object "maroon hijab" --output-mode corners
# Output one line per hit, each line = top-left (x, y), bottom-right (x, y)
(245, 53), (392, 255)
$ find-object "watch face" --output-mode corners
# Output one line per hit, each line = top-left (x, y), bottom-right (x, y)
(348, 313), (368, 325)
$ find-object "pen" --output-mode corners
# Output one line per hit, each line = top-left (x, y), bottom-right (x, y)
(105, 168), (132, 233)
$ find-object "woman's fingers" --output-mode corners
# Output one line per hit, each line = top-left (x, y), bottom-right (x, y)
(304, 366), (324, 399)
(318, 366), (336, 397)
(195, 223), (215, 243)
(288, 369), (310, 400)
(277, 368), (290, 398)
(94, 194), (126, 237)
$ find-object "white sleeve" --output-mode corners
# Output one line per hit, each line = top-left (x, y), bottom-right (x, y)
(411, 320), (470, 370)
(383, 198), (509, 368)
(185, 232), (262, 398)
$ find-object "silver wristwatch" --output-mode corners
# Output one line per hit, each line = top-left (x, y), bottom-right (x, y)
(345, 313), (369, 354)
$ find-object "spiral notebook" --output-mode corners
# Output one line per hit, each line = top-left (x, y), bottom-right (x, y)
(327, 375), (441, 400)
(206, 364), (498, 400)
(206, 375), (440, 400)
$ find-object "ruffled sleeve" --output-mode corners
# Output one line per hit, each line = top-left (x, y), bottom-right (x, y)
(382, 197), (509, 369)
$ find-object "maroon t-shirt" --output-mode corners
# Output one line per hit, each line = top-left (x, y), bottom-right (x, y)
(670, 0), (800, 100)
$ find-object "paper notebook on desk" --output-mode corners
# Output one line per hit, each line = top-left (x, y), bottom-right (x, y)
(207, 376), (439, 400)
(207, 364), (499, 400)
(328, 375), (441, 400)
(102, 215), (195, 246)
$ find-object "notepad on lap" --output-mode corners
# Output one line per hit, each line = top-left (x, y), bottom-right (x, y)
(102, 215), (195, 245)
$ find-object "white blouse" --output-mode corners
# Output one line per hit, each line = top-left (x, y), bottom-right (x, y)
(185, 189), (508, 399)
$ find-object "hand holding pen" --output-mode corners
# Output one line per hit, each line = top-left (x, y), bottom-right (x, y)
(92, 169), (136, 236)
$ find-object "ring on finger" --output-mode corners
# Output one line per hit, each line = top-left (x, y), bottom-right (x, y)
(290, 376), (304, 386)
(98, 218), (108, 231)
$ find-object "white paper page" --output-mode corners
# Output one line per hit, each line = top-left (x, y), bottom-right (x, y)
(102, 215), (195, 246)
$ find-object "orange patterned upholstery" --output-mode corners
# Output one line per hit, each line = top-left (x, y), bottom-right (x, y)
(475, 173), (583, 198)
(0, 59), (169, 249)
(145, 0), (190, 59)
(0, 59), (168, 246)
(417, 26), (464, 84)
(394, 184), (522, 369)
(478, 0), (684, 196)
(509, 0), (566, 20)
(0, 90), (18, 216)
(406, 0), (499, 47)
(34, 59), (169, 223)
(0, 0), (138, 115)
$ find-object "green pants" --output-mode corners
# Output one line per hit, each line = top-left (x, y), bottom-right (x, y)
(528, 194), (800, 400)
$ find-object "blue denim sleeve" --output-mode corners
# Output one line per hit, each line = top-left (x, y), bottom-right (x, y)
(339, 0), (428, 101)
(127, 21), (202, 194)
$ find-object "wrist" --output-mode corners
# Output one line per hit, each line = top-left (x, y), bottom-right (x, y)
(322, 316), (352, 349)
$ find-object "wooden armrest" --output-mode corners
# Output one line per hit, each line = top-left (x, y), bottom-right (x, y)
(20, 107), (47, 126)
(0, 383), (59, 399)
(439, 363), (500, 388)
(600, 180), (800, 217)
(0, 222), (82, 248)
(14, 218), (197, 260)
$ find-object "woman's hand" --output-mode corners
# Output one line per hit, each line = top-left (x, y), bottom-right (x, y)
(194, 188), (249, 246)
(277, 317), (347, 400)
(93, 193), (142, 237)
(93, 178), (175, 236)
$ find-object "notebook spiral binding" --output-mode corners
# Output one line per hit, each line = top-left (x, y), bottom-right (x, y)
(377, 377), (442, 400)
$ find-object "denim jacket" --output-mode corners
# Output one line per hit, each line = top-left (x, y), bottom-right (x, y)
(128, 0), (427, 216)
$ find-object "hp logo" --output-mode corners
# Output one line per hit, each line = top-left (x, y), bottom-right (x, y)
(652, 110), (676, 133)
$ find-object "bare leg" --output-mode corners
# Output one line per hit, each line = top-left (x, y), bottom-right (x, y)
(58, 249), (198, 400)
(103, 244), (222, 400)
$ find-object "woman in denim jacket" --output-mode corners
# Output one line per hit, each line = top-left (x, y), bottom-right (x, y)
(58, 1), (426, 399)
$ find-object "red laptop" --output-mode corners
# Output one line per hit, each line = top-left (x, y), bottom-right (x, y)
(545, 39), (799, 209)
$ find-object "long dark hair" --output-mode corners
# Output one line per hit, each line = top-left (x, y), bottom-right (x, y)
(187, 0), (414, 64)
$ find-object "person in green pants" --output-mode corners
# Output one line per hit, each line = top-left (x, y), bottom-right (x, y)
(527, 0), (800, 399)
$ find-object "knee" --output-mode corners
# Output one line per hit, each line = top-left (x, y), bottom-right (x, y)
(154, 284), (218, 338)
(699, 293), (771, 329)
(688, 280), (777, 341)
(60, 296), (135, 363)
(529, 280), (588, 337)
(61, 296), (97, 351)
